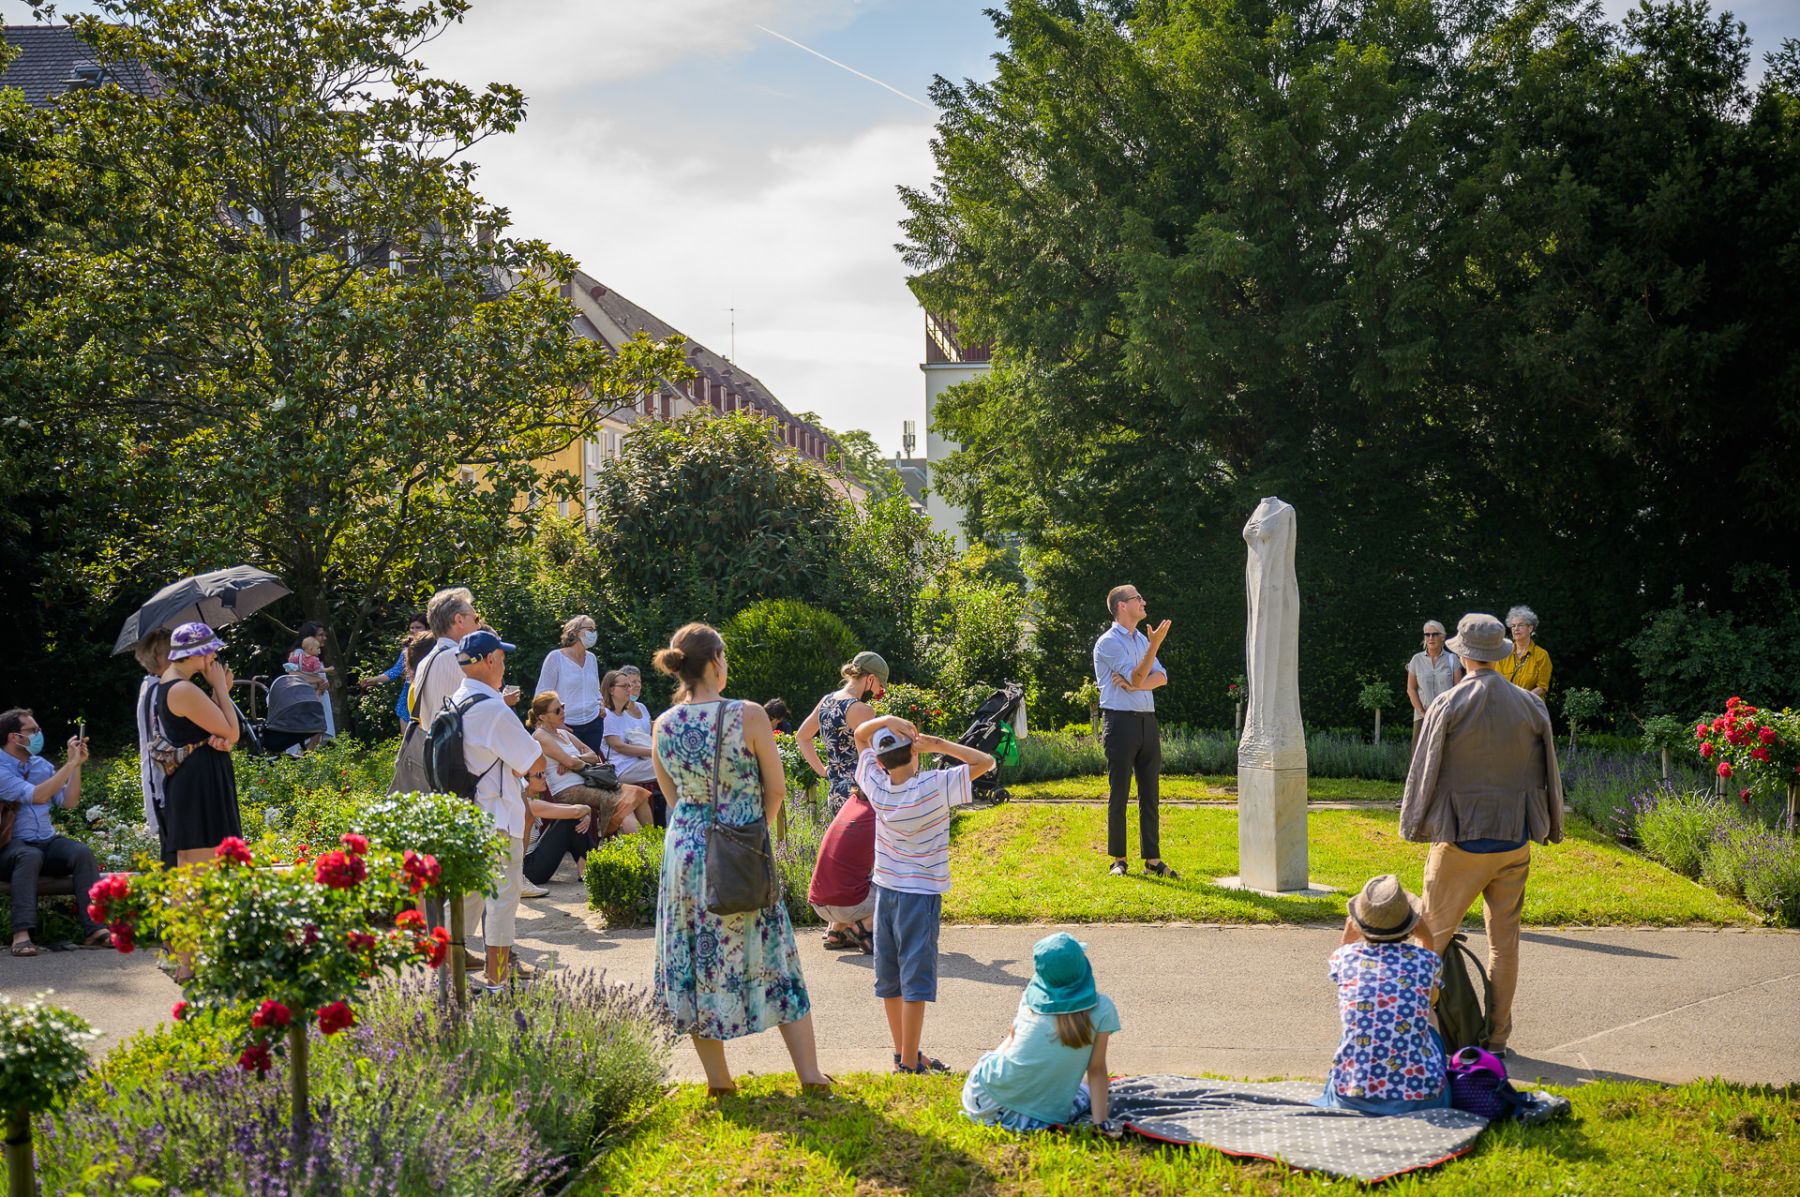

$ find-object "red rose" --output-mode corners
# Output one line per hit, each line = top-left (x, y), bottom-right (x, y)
(395, 909), (426, 932)
(294, 843), (311, 863)
(423, 925), (450, 968)
(1741, 789), (1752, 803)
(250, 999), (292, 1030)
(1759, 726), (1777, 745)
(1713, 716), (1730, 731)
(1695, 724), (1708, 740)
(1752, 747), (1771, 763)
(313, 850), (367, 889)
(302, 923), (320, 946)
(237, 1042), (273, 1077)
(172, 1001), (189, 1021)
(87, 873), (131, 923)
(216, 837), (253, 866)
(1727, 696), (1742, 709)
(316, 1001), (355, 1036)
(1700, 743), (1714, 758)
(345, 931), (376, 952)
(402, 850), (442, 895)
(87, 902), (108, 924)
(1718, 761), (1734, 779)
(340, 833), (369, 856)
(110, 923), (136, 953)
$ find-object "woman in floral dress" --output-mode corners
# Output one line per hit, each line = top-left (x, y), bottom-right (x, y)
(651, 622), (832, 1096)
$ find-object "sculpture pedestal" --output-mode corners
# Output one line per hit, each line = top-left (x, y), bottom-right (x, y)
(1232, 765), (1311, 893)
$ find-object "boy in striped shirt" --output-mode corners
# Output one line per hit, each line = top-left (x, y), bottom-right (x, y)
(854, 716), (996, 1074)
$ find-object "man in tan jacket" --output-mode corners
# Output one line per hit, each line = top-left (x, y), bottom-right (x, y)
(1401, 612), (1564, 1057)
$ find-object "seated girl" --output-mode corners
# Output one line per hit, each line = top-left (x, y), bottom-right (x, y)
(1317, 874), (1449, 1114)
(524, 692), (654, 885)
(962, 933), (1120, 1133)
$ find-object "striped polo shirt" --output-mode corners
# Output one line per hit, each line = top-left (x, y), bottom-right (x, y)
(855, 748), (973, 895)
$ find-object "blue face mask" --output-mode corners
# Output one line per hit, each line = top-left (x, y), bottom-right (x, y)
(579, 630), (598, 648)
(22, 730), (44, 755)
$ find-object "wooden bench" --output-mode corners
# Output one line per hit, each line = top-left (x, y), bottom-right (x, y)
(0, 876), (78, 897)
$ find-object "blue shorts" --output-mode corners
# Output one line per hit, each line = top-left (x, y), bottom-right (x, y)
(872, 883), (942, 1002)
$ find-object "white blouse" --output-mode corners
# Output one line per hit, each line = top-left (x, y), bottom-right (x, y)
(535, 648), (602, 725)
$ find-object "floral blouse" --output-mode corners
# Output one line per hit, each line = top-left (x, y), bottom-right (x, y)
(1326, 942), (1445, 1101)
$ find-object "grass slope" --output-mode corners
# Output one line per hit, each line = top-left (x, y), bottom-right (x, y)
(577, 1073), (1800, 1196)
(942, 805), (1756, 927)
(1009, 776), (1403, 803)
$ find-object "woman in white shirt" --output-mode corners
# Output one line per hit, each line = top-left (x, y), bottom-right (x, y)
(1406, 620), (1463, 741)
(536, 615), (604, 749)
(602, 668), (664, 827)
(524, 693), (654, 884)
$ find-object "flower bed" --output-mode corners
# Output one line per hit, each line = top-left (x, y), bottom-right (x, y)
(1636, 789), (1800, 926)
(2, 971), (673, 1195)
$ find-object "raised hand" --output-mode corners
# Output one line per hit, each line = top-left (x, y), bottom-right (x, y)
(1148, 619), (1172, 644)
(66, 735), (89, 765)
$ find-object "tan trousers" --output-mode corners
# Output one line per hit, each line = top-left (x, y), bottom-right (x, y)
(1421, 841), (1530, 1050)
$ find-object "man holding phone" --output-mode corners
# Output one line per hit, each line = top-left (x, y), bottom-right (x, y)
(0, 709), (109, 955)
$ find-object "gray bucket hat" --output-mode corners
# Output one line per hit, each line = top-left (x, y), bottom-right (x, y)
(1445, 613), (1512, 663)
(1349, 874), (1424, 943)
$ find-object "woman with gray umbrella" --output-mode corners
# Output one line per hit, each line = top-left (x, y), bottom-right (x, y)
(157, 622), (243, 868)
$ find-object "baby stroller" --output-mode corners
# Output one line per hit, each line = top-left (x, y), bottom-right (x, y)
(254, 674), (328, 755)
(956, 682), (1025, 805)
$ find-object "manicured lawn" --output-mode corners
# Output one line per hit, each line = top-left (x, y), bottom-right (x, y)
(942, 805), (1758, 927)
(575, 1073), (1800, 1195)
(1010, 775), (1402, 803)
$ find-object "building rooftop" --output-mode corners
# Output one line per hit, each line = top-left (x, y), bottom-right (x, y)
(2, 23), (160, 107)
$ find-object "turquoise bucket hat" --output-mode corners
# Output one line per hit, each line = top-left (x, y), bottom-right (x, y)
(1023, 932), (1098, 1015)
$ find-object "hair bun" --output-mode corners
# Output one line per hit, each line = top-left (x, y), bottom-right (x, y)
(653, 646), (686, 674)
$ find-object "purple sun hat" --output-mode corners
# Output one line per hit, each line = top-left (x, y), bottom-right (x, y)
(167, 621), (226, 661)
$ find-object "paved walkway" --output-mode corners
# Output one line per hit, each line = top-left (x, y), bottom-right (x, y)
(10, 871), (1798, 1088)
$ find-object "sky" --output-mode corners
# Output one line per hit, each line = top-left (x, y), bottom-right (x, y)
(6, 0), (1797, 455)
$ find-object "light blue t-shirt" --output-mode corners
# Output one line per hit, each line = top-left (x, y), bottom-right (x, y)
(0, 753), (62, 844)
(1093, 623), (1162, 712)
(968, 992), (1121, 1125)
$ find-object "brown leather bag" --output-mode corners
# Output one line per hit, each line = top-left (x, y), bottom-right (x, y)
(0, 801), (16, 851)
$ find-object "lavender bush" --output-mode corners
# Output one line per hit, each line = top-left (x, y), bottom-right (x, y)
(1636, 790), (1731, 878)
(4, 971), (672, 1195)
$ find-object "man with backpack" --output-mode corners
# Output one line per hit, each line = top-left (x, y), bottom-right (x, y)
(446, 628), (545, 990)
(1401, 613), (1564, 1058)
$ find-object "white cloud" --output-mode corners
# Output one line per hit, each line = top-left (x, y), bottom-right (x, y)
(468, 112), (937, 451)
(423, 0), (857, 94)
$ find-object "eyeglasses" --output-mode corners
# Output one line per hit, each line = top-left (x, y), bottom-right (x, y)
(553, 705), (565, 713)
(1508, 625), (1531, 634)
(1423, 633), (1444, 638)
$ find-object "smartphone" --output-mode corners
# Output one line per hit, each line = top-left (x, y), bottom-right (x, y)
(77, 718), (85, 744)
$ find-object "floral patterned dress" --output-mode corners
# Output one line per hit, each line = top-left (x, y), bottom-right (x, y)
(653, 700), (811, 1039)
(817, 692), (862, 814)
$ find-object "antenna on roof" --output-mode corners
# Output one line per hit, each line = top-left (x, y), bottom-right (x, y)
(728, 306), (735, 362)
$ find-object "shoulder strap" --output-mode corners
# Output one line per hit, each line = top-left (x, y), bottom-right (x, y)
(409, 644), (453, 720)
(709, 700), (727, 808)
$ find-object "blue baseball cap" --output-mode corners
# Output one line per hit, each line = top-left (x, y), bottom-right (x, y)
(456, 629), (515, 664)
(1023, 932), (1098, 1015)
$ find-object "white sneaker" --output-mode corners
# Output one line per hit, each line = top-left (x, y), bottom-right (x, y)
(520, 881), (550, 899)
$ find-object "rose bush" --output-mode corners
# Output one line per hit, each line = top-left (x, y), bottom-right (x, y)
(1693, 699), (1800, 829)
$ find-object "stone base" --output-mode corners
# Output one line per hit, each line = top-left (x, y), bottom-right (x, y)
(1215, 875), (1337, 899)
(1237, 765), (1309, 892)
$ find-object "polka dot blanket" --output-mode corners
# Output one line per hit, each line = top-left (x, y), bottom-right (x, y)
(1108, 1075), (1490, 1182)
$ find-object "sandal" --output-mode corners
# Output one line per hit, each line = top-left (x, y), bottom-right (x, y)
(1107, 859), (1128, 877)
(708, 1084), (739, 1099)
(1143, 860), (1181, 880)
(801, 1075), (835, 1095)
(10, 940), (39, 958)
(853, 920), (874, 956)
(894, 1051), (949, 1074)
(821, 928), (858, 951)
(81, 927), (113, 949)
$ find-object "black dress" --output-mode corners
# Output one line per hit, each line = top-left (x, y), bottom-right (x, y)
(158, 680), (242, 853)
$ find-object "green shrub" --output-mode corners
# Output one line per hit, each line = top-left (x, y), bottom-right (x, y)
(584, 829), (667, 927)
(1738, 835), (1800, 927)
(1639, 791), (1733, 879)
(774, 803), (828, 929)
(719, 598), (860, 713)
(1701, 819), (1771, 901)
(876, 681), (952, 736)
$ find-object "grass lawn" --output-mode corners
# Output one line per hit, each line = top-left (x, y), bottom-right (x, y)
(1010, 775), (1402, 803)
(576, 1073), (1800, 1195)
(942, 805), (1757, 927)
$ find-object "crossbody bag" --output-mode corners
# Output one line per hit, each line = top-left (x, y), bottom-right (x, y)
(702, 700), (778, 916)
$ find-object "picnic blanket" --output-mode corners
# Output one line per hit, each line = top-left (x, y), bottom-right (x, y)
(1109, 1075), (1489, 1183)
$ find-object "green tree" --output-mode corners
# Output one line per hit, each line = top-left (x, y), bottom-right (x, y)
(586, 410), (847, 669)
(13, 0), (686, 683)
(719, 598), (859, 711)
(828, 489), (957, 681)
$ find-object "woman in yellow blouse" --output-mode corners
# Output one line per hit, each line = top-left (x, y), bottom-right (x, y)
(1497, 605), (1551, 700)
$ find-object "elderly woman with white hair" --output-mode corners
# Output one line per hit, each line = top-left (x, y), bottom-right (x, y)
(1406, 620), (1462, 739)
(1496, 605), (1552, 701)
(536, 614), (605, 750)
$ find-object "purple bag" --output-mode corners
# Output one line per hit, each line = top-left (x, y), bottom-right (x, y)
(1447, 1047), (1524, 1122)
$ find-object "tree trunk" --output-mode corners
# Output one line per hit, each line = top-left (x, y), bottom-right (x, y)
(288, 1023), (310, 1150)
(1660, 746), (1671, 785)
(1372, 708), (1381, 743)
(5, 1109), (33, 1197)
(449, 895), (469, 1008)
(1787, 783), (1797, 838)
(1089, 700), (1100, 739)
(428, 895), (449, 1005)
(1233, 702), (1241, 739)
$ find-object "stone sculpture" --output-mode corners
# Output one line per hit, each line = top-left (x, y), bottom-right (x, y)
(1236, 496), (1310, 892)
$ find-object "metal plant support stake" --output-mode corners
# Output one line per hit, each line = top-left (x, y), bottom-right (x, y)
(6, 1109), (32, 1197)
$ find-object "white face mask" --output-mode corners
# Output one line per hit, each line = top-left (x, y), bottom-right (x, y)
(579, 630), (598, 648)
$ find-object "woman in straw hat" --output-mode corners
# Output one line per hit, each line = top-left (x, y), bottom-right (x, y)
(1316, 875), (1449, 1115)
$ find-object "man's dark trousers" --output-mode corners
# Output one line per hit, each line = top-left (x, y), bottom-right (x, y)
(0, 836), (101, 937)
(1102, 709), (1160, 860)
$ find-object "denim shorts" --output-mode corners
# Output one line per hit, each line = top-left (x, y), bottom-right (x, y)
(962, 1065), (1093, 1131)
(872, 883), (942, 1002)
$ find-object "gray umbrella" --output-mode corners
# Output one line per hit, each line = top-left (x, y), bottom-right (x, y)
(112, 565), (292, 655)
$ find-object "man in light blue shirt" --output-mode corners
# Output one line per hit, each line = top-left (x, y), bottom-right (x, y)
(1092, 585), (1178, 879)
(0, 708), (107, 955)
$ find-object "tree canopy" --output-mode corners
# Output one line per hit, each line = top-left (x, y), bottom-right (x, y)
(902, 0), (1800, 725)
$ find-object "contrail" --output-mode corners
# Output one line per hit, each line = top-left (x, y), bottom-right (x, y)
(753, 24), (933, 111)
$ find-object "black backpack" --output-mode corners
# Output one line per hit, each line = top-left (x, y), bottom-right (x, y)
(1435, 932), (1493, 1053)
(424, 691), (497, 800)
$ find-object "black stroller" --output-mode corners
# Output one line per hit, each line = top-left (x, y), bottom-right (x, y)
(956, 682), (1025, 805)
(251, 674), (328, 755)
